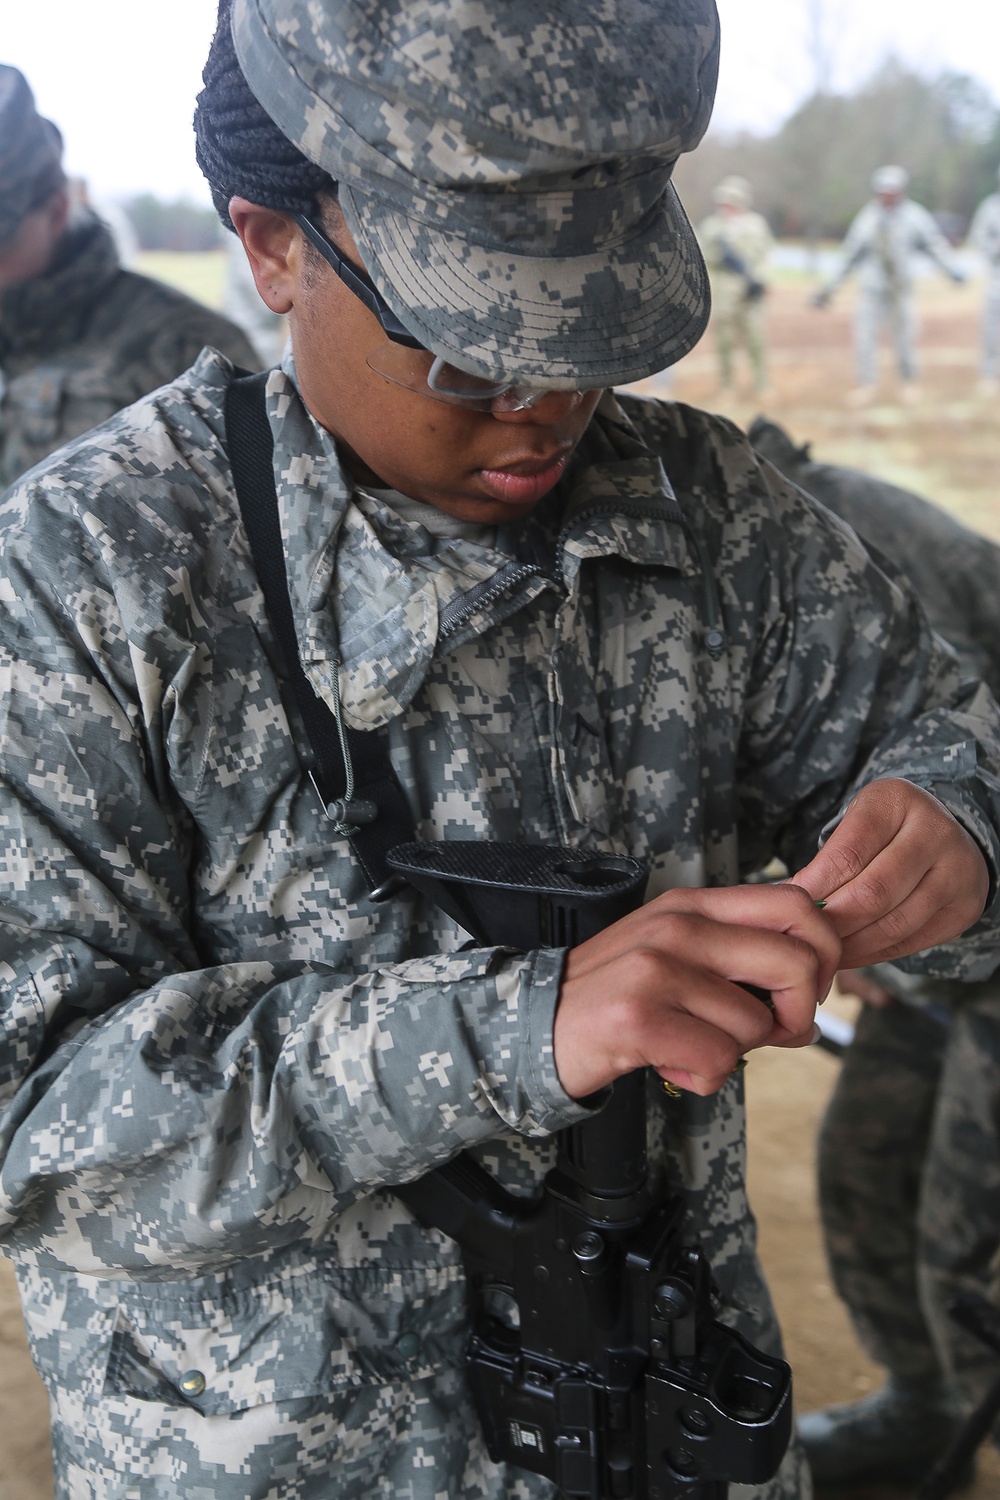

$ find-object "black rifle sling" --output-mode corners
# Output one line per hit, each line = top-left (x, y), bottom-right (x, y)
(224, 370), (415, 893)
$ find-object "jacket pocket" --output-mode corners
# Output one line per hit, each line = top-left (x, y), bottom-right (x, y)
(98, 1257), (468, 1415)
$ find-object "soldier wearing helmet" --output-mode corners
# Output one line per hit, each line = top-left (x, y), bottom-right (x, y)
(697, 175), (774, 396)
(813, 164), (965, 405)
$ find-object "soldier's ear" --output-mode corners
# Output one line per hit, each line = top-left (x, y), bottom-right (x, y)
(228, 199), (297, 315)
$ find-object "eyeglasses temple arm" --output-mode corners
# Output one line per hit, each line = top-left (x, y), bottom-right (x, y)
(292, 212), (423, 349)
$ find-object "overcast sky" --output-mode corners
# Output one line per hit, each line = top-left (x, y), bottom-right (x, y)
(3, 1), (999, 205)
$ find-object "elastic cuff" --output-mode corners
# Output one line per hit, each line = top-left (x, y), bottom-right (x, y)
(519, 947), (604, 1134)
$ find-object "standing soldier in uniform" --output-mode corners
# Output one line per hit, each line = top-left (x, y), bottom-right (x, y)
(0, 5), (998, 1498)
(967, 166), (1000, 396)
(697, 175), (774, 396)
(751, 416), (1000, 1491)
(0, 64), (259, 490)
(812, 164), (965, 406)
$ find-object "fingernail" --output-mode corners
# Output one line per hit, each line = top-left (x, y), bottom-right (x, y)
(810, 1023), (822, 1044)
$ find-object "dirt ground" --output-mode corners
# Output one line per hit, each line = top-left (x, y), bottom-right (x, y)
(2, 273), (1000, 1498)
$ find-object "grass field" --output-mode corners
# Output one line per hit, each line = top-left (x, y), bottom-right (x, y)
(134, 248), (228, 311)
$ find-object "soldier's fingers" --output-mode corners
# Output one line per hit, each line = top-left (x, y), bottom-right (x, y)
(648, 1008), (758, 1098)
(792, 779), (912, 904)
(837, 864), (989, 969)
(611, 921), (824, 1051)
(802, 835), (927, 941)
(796, 788), (988, 958)
(595, 882), (841, 996)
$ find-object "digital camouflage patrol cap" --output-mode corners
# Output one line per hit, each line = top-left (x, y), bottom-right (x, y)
(0, 66), (64, 249)
(231, 0), (720, 387)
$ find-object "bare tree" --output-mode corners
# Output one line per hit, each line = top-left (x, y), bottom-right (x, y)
(804, 0), (837, 97)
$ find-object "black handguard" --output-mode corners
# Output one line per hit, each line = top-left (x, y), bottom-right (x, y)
(387, 842), (792, 1500)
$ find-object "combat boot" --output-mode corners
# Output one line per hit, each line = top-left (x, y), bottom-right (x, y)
(797, 1377), (971, 1490)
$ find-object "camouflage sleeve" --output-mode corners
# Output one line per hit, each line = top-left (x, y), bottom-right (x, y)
(911, 203), (960, 275)
(828, 206), (872, 287)
(734, 454), (1000, 979)
(0, 494), (581, 1278)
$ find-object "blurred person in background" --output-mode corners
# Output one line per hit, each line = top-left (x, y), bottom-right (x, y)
(752, 415), (1000, 1493)
(697, 174), (774, 396)
(967, 165), (1000, 397)
(0, 64), (259, 490)
(812, 164), (965, 407)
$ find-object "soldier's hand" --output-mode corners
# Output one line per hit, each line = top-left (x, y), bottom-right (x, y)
(791, 778), (989, 970)
(552, 884), (839, 1100)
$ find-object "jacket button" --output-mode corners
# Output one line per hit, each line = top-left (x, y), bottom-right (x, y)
(395, 1333), (421, 1360)
(179, 1369), (207, 1397)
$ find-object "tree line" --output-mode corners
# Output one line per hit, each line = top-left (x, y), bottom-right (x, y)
(674, 59), (1000, 242)
(120, 193), (222, 253)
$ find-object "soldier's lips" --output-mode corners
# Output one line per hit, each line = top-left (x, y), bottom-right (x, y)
(476, 452), (569, 505)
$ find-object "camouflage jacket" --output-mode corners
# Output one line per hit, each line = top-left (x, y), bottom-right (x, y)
(0, 215), (259, 490)
(2, 352), (1000, 1497)
(697, 209), (774, 315)
(827, 198), (959, 295)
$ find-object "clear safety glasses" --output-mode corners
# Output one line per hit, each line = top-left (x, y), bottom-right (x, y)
(293, 212), (563, 414)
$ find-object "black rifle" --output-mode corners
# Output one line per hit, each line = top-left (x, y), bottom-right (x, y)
(388, 841), (793, 1500)
(718, 238), (766, 302)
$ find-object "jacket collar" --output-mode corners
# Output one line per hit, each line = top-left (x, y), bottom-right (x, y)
(557, 392), (694, 581)
(261, 369), (694, 731)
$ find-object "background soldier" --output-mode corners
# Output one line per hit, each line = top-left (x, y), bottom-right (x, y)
(967, 166), (1000, 396)
(697, 174), (774, 395)
(812, 164), (965, 406)
(0, 64), (259, 489)
(752, 415), (1000, 1491)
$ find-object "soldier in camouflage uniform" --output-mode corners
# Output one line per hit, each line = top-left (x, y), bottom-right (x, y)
(812, 165), (965, 405)
(967, 168), (1000, 394)
(697, 176), (774, 396)
(751, 416), (1000, 1489)
(0, 5), (999, 1498)
(0, 64), (259, 490)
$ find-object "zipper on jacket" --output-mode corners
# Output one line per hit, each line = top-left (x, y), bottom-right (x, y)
(438, 561), (542, 640)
